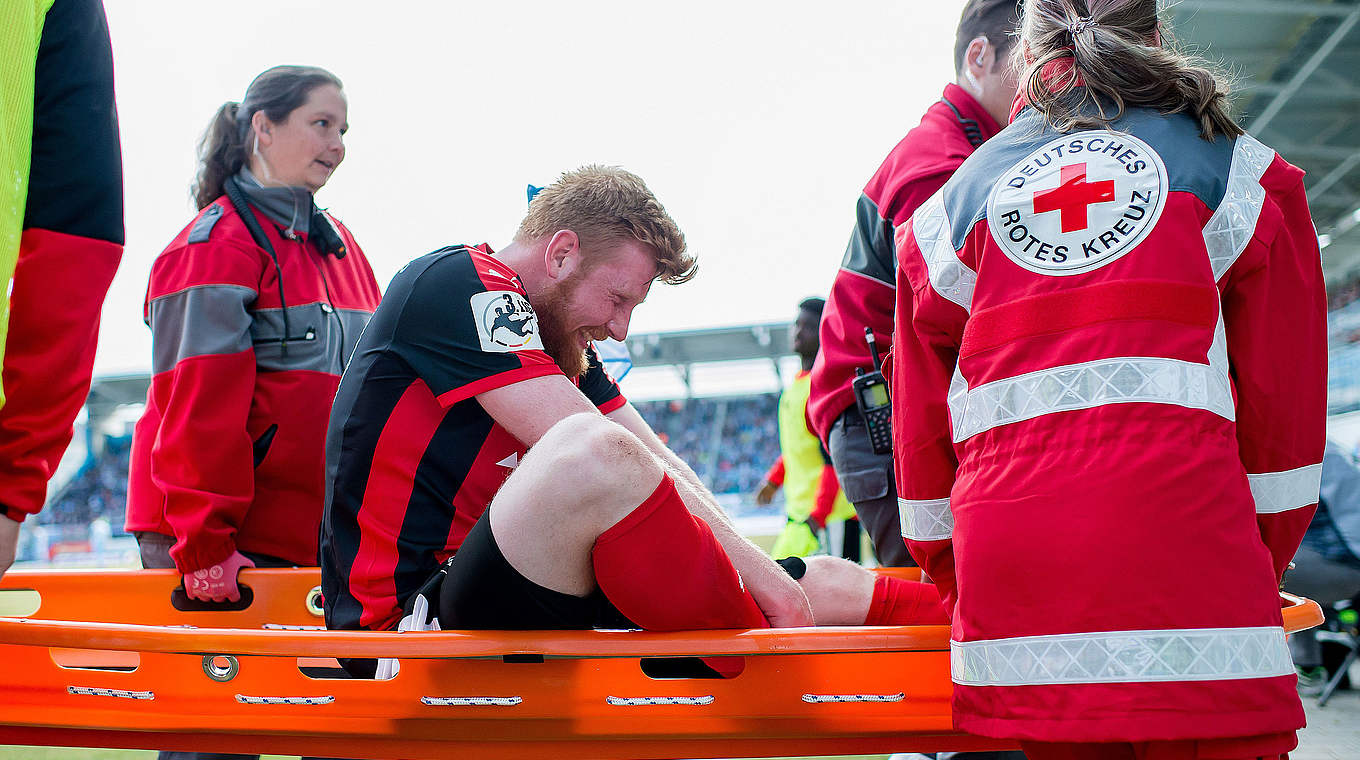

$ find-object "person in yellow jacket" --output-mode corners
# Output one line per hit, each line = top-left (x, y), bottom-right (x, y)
(756, 298), (860, 560)
(0, 0), (123, 578)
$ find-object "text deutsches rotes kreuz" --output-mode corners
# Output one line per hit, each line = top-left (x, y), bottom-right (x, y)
(987, 130), (1168, 277)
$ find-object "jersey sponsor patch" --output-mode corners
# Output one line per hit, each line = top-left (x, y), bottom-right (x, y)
(470, 290), (545, 352)
(987, 130), (1167, 276)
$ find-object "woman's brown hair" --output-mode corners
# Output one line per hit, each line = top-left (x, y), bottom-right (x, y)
(191, 65), (343, 210)
(1016, 0), (1242, 141)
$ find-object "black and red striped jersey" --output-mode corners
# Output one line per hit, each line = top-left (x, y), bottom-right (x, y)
(320, 245), (625, 631)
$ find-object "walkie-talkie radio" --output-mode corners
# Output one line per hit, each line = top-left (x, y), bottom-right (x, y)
(851, 327), (892, 455)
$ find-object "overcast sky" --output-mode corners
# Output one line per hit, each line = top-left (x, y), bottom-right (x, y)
(94, 1), (963, 377)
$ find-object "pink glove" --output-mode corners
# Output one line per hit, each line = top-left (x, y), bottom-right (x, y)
(184, 551), (255, 602)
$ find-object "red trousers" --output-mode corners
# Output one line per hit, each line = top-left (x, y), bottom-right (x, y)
(1021, 730), (1296, 760)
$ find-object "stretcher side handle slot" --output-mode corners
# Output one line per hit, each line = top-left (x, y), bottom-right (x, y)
(170, 585), (255, 612)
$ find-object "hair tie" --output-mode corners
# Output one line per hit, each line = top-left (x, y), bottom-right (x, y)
(1067, 17), (1097, 35)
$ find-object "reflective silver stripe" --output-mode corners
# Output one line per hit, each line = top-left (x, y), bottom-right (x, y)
(149, 285), (256, 374)
(1248, 463), (1323, 514)
(951, 626), (1292, 686)
(1205, 134), (1274, 281)
(898, 497), (953, 541)
(947, 365), (969, 436)
(252, 304), (372, 374)
(949, 295), (1234, 441)
(950, 354), (1235, 443)
(911, 192), (976, 312)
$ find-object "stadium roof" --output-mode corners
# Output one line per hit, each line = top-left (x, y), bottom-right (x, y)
(1168, 0), (1360, 284)
(84, 373), (153, 427)
(627, 323), (790, 369)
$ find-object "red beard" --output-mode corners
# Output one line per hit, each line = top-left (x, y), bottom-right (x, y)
(532, 276), (589, 379)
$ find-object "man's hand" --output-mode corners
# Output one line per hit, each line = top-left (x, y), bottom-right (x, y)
(0, 514), (20, 581)
(184, 551), (255, 603)
(747, 561), (815, 627)
(754, 480), (778, 506)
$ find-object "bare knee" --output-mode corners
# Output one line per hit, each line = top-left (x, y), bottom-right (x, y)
(522, 413), (663, 526)
(799, 556), (875, 626)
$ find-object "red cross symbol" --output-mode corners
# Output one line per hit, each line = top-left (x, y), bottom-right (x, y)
(1032, 163), (1115, 233)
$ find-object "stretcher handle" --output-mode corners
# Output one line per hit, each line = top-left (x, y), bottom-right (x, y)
(0, 593), (1323, 659)
(1280, 591), (1324, 631)
(170, 584), (255, 612)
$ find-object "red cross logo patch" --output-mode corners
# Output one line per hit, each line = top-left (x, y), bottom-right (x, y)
(1032, 163), (1116, 233)
(987, 130), (1167, 276)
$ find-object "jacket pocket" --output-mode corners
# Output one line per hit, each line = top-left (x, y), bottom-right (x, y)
(252, 423), (279, 468)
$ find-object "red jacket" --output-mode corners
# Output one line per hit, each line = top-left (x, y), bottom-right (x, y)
(808, 84), (1000, 440)
(892, 103), (1324, 742)
(126, 194), (381, 572)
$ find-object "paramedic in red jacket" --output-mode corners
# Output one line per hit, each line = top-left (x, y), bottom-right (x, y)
(809, 0), (1020, 567)
(891, 2), (1325, 758)
(126, 66), (381, 606)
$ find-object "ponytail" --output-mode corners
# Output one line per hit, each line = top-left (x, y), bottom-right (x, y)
(189, 65), (344, 210)
(1017, 0), (1243, 141)
(192, 101), (248, 210)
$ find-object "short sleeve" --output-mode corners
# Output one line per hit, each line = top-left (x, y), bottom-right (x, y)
(393, 251), (559, 407)
(578, 344), (626, 413)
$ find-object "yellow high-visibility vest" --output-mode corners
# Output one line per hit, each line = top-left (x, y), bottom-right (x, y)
(777, 371), (854, 523)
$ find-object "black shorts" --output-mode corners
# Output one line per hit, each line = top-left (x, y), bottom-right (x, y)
(438, 510), (633, 630)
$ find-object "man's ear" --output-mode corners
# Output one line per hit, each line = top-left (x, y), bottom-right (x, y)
(962, 36), (990, 93)
(544, 229), (581, 281)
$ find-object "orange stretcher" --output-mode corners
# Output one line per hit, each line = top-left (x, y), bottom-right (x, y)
(0, 567), (1324, 760)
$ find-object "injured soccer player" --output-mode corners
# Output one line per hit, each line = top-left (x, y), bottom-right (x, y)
(318, 166), (944, 669)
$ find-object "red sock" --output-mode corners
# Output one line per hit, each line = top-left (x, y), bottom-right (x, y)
(864, 575), (949, 625)
(592, 475), (767, 631)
